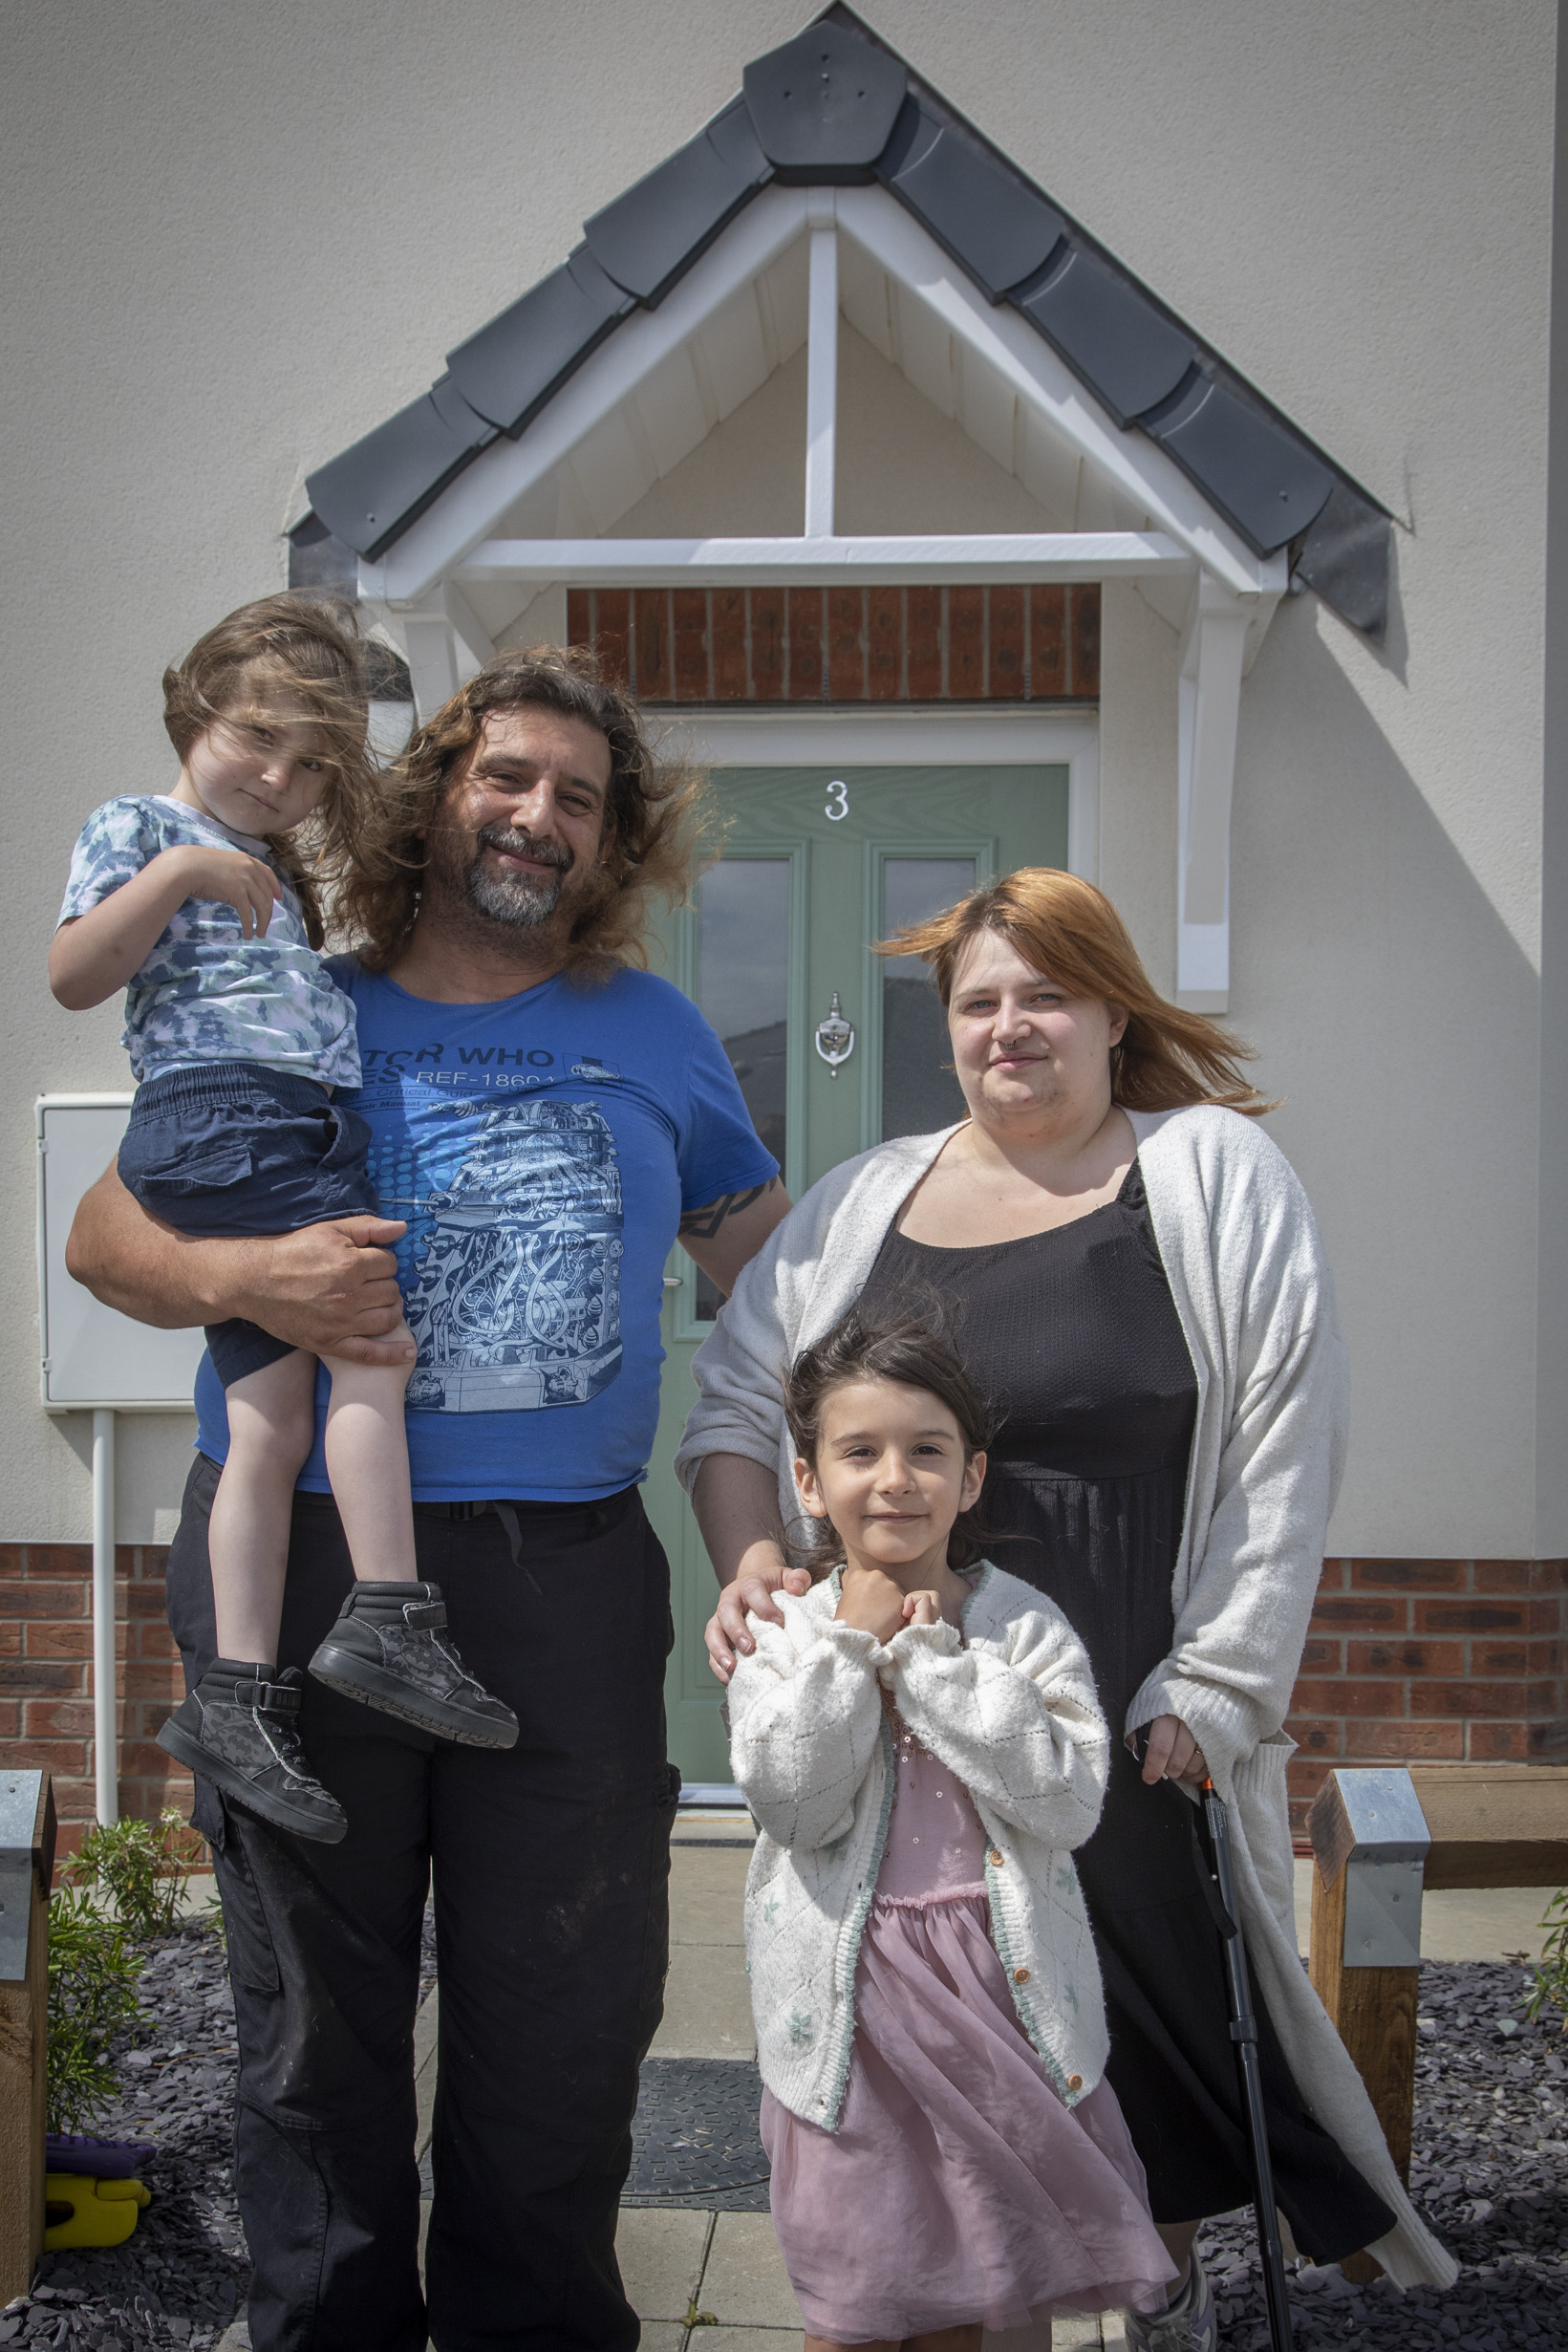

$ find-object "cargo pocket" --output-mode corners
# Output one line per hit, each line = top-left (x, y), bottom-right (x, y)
(215, 1824), (283, 1995)
(120, 1126), (254, 1199)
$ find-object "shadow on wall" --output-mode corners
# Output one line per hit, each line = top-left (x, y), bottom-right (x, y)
(1234, 582), (1543, 1556)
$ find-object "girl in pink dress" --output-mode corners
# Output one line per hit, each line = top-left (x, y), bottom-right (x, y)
(726, 1313), (1175, 2352)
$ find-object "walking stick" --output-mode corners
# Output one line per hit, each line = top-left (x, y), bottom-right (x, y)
(1194, 1776), (1296, 2352)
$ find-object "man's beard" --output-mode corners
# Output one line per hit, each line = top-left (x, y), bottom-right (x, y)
(441, 822), (574, 930)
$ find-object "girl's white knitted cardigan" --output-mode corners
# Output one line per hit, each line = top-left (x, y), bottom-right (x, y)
(728, 1564), (1109, 2131)
(680, 1105), (1457, 2288)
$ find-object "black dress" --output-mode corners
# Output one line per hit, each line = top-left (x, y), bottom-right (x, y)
(858, 1161), (1395, 2255)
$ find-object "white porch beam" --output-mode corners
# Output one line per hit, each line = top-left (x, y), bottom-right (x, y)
(453, 531), (1192, 589)
(1176, 576), (1251, 1012)
(805, 197), (837, 538)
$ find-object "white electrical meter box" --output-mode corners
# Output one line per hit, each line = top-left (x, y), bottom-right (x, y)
(35, 1094), (206, 1411)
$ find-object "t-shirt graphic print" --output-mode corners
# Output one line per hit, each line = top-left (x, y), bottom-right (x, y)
(397, 1097), (624, 1414)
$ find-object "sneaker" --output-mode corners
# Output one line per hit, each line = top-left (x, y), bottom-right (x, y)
(307, 1582), (519, 1749)
(1125, 2248), (1216, 2352)
(157, 1663), (348, 1844)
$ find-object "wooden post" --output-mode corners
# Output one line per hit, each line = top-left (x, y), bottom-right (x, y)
(1307, 1855), (1421, 2181)
(1308, 1761), (1568, 2285)
(1307, 1766), (1431, 2283)
(0, 1770), (56, 2303)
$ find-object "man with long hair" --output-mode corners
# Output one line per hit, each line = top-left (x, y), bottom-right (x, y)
(69, 646), (789, 2352)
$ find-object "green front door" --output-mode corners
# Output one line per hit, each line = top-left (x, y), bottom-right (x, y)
(646, 760), (1069, 1783)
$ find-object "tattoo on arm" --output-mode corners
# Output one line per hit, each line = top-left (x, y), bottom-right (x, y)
(679, 1177), (778, 1241)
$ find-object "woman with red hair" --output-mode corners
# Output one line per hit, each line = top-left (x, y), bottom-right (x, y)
(679, 870), (1453, 2350)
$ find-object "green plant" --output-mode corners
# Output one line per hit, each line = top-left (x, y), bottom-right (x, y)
(1525, 1888), (1568, 2033)
(62, 1808), (207, 1939)
(46, 1887), (144, 2135)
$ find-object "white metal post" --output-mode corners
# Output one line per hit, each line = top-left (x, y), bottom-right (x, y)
(92, 1407), (118, 1824)
(804, 199), (838, 539)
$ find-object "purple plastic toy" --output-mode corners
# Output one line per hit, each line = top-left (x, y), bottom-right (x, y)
(45, 2132), (156, 2180)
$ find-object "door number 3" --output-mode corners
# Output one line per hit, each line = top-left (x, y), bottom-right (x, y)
(825, 779), (848, 822)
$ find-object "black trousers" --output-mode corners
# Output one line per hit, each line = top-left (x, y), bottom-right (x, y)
(164, 1456), (678, 2352)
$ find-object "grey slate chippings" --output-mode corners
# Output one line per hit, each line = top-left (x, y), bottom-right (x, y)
(19, 1936), (1558, 2347)
(1194, 1960), (1568, 2350)
(8, 1905), (439, 2352)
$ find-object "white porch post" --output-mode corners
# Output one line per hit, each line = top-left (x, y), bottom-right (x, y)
(387, 584), (497, 721)
(1176, 575), (1250, 1012)
(804, 195), (838, 540)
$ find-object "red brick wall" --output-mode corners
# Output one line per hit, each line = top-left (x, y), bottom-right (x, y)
(6, 1543), (1566, 1849)
(1287, 1558), (1568, 1839)
(565, 581), (1101, 703)
(0, 1542), (191, 1859)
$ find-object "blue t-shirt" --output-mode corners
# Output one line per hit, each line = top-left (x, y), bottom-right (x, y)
(193, 961), (777, 1501)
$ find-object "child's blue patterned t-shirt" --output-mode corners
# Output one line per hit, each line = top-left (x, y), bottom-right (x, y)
(56, 794), (359, 1089)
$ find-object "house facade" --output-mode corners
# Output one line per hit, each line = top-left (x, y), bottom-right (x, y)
(2, 0), (1563, 1839)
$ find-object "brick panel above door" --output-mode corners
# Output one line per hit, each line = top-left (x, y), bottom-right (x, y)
(566, 583), (1101, 704)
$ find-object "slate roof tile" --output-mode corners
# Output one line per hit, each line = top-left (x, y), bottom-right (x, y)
(1142, 373), (1336, 555)
(878, 95), (1066, 304)
(583, 97), (771, 307)
(1014, 247), (1196, 431)
(306, 378), (494, 564)
(446, 246), (634, 439)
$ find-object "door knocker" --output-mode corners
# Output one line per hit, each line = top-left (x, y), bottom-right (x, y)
(814, 991), (856, 1078)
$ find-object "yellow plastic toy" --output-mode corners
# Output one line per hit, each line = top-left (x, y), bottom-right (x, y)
(42, 2173), (151, 2251)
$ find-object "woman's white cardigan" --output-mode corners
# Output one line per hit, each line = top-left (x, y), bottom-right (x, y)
(677, 1104), (1456, 2288)
(729, 1564), (1109, 2130)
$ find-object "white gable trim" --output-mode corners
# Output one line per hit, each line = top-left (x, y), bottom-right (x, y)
(359, 185), (1285, 610)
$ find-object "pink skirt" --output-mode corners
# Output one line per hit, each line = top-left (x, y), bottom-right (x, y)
(761, 1888), (1175, 2342)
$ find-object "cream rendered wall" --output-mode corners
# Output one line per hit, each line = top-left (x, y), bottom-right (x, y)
(0, 0), (1557, 1557)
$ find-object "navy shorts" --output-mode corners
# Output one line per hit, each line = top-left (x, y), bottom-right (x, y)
(118, 1063), (377, 1391)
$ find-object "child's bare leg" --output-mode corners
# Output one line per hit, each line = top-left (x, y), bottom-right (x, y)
(156, 1348), (348, 1845)
(308, 1326), (518, 1751)
(207, 1350), (318, 1661)
(321, 1331), (418, 1581)
(804, 2338), (897, 2352)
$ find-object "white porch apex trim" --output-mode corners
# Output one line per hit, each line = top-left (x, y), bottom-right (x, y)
(453, 531), (1192, 588)
(805, 193), (838, 538)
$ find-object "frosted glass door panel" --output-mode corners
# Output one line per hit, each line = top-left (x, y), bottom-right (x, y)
(881, 857), (976, 1141)
(695, 859), (789, 1170)
(693, 857), (789, 1320)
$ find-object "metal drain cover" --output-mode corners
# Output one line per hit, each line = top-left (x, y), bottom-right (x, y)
(622, 2058), (770, 2210)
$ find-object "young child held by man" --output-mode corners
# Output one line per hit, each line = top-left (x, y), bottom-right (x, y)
(51, 594), (516, 1844)
(726, 1311), (1175, 2351)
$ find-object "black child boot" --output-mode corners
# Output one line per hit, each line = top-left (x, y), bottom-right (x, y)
(307, 1583), (519, 1749)
(157, 1663), (349, 1844)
